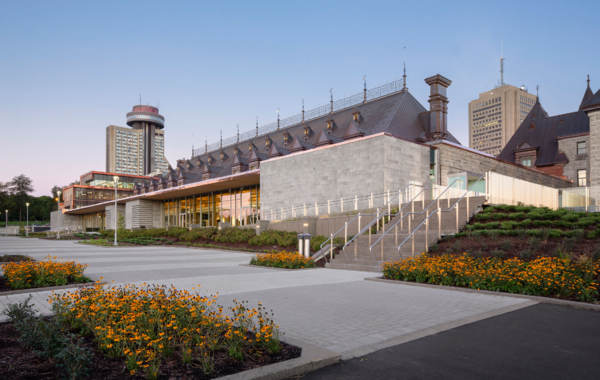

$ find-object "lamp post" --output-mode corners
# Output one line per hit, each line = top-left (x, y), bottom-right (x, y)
(25, 202), (30, 237)
(113, 176), (119, 246)
(4, 209), (7, 233)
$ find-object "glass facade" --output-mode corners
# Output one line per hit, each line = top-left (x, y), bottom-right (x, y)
(163, 186), (260, 228)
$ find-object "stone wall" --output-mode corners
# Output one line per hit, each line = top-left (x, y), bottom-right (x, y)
(588, 110), (600, 201)
(260, 134), (431, 214)
(125, 200), (164, 229)
(434, 142), (572, 189)
(105, 205), (125, 230)
(558, 135), (590, 185)
(50, 210), (83, 231)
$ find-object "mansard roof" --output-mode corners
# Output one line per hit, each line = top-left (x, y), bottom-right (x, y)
(164, 87), (461, 185)
(498, 87), (591, 166)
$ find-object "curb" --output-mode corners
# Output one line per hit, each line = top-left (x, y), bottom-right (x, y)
(240, 264), (320, 271)
(0, 282), (105, 296)
(366, 277), (600, 312)
(217, 336), (340, 380)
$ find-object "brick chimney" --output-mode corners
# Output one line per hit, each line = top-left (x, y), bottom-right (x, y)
(424, 74), (452, 140)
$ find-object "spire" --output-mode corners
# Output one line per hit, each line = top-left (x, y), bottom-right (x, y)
(301, 99), (305, 122)
(276, 108), (280, 130)
(402, 62), (407, 90)
(580, 74), (595, 110)
(587, 74), (591, 88)
(363, 75), (367, 103)
(219, 129), (222, 149)
(255, 117), (259, 136)
(536, 84), (539, 99)
(204, 138), (207, 154)
(329, 88), (334, 113)
(236, 124), (240, 144)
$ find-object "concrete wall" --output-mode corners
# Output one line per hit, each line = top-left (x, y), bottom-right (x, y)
(434, 142), (572, 189)
(125, 199), (164, 229)
(105, 205), (125, 230)
(50, 210), (83, 231)
(0, 226), (20, 235)
(558, 135), (590, 185)
(260, 134), (431, 214)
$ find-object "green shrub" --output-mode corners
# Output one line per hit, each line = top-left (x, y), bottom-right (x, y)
(214, 228), (256, 243)
(248, 230), (298, 248)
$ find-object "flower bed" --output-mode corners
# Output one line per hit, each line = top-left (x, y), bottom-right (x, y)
(250, 251), (315, 269)
(1, 256), (90, 290)
(383, 254), (600, 302)
(50, 283), (298, 378)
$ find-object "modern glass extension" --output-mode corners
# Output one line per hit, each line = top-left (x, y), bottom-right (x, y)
(163, 185), (260, 228)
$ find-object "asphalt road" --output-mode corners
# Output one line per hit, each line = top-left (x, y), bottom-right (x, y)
(295, 303), (600, 380)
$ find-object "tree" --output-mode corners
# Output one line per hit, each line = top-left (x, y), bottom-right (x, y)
(9, 174), (34, 222)
(51, 185), (62, 200)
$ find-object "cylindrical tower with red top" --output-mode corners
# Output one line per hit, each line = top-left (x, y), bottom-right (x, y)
(126, 105), (165, 175)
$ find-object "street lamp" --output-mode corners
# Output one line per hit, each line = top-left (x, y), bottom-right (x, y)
(113, 176), (119, 246)
(25, 202), (30, 237)
(4, 209), (7, 232)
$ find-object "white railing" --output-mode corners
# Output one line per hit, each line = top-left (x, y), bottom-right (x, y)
(388, 174), (487, 257)
(261, 182), (424, 221)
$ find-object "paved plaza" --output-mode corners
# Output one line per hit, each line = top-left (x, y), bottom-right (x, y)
(0, 236), (534, 360)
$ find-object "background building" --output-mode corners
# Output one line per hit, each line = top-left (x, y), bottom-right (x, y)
(499, 78), (599, 187)
(106, 105), (169, 176)
(469, 84), (537, 156)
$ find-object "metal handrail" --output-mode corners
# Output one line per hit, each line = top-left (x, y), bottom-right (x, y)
(319, 213), (360, 250)
(261, 183), (423, 221)
(394, 173), (487, 254)
(340, 184), (424, 251)
(368, 180), (461, 251)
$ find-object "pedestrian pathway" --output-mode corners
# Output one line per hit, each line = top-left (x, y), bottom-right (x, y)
(0, 236), (533, 359)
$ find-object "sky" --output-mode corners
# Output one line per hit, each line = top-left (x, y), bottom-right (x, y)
(1, 0), (598, 196)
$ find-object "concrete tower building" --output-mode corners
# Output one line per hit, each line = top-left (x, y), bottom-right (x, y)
(106, 105), (169, 176)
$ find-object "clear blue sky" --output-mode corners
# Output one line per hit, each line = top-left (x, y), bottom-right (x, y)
(1, 0), (598, 196)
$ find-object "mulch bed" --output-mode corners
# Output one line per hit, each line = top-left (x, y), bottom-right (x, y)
(432, 235), (600, 258)
(0, 277), (12, 292)
(0, 321), (301, 379)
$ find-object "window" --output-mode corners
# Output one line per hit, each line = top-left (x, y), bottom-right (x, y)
(577, 170), (587, 187)
(577, 141), (587, 156)
(521, 158), (533, 167)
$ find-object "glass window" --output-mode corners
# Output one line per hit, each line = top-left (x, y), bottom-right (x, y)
(521, 158), (532, 167)
(577, 141), (586, 156)
(578, 170), (587, 187)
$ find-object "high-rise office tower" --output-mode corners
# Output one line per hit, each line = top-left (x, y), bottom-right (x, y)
(106, 105), (169, 176)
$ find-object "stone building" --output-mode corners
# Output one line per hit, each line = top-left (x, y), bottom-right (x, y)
(498, 77), (599, 187)
(53, 72), (574, 232)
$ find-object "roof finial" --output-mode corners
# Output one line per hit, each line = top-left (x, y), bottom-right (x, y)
(329, 88), (334, 113)
(301, 98), (305, 122)
(236, 124), (240, 144)
(587, 74), (591, 89)
(536, 84), (539, 99)
(255, 117), (259, 136)
(402, 62), (407, 90)
(363, 75), (367, 103)
(205, 138), (207, 154)
(219, 129), (223, 149)
(276, 108), (280, 130)
(192, 144), (194, 157)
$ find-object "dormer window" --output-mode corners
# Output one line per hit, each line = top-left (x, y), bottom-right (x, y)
(265, 137), (271, 148)
(520, 158), (533, 167)
(353, 112), (360, 121)
(248, 144), (253, 152)
(283, 133), (290, 145)
(303, 126), (312, 137)
(326, 120), (334, 132)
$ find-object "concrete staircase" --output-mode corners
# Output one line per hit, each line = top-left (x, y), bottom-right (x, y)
(326, 196), (486, 272)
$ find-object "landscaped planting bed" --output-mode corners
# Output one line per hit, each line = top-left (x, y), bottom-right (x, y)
(383, 254), (600, 302)
(80, 227), (341, 254)
(430, 205), (600, 259)
(0, 256), (91, 291)
(250, 251), (316, 269)
(0, 284), (300, 379)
